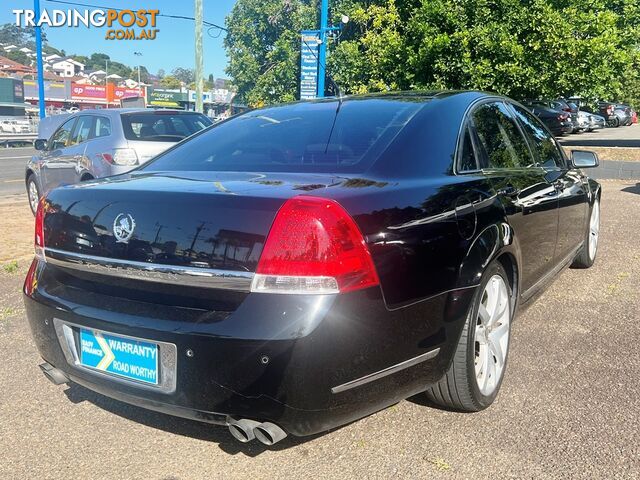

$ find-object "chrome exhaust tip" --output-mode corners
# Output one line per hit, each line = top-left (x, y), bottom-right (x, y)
(39, 362), (69, 386)
(227, 418), (261, 443)
(254, 422), (287, 446)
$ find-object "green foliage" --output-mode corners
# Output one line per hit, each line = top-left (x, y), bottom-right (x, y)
(3, 261), (18, 274)
(225, 0), (640, 104)
(4, 50), (31, 66)
(159, 75), (182, 89)
(224, 0), (317, 106)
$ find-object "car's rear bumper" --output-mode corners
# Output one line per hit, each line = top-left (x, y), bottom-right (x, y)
(24, 258), (473, 437)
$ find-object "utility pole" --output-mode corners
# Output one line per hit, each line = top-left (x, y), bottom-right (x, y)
(194, 0), (204, 113)
(134, 52), (143, 97)
(317, 0), (329, 98)
(34, 0), (46, 119)
(105, 59), (109, 108)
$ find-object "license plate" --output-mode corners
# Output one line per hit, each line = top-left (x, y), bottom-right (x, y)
(79, 328), (159, 385)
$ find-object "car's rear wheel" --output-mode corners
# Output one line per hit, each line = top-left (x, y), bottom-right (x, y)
(572, 197), (600, 268)
(426, 261), (512, 411)
(27, 175), (40, 216)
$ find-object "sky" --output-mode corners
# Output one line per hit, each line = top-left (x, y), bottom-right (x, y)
(1, 0), (237, 78)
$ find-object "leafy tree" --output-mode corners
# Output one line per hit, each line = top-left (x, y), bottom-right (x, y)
(159, 75), (182, 89)
(224, 0), (640, 105)
(172, 67), (195, 84)
(157, 68), (166, 79)
(5, 50), (31, 66)
(0, 23), (46, 45)
(224, 0), (317, 106)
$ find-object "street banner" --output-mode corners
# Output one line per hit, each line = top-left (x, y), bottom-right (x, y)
(300, 31), (320, 100)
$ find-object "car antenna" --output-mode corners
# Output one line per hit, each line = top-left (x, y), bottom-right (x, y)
(301, 38), (343, 110)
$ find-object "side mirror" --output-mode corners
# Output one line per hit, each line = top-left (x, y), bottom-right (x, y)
(571, 150), (599, 168)
(34, 139), (47, 151)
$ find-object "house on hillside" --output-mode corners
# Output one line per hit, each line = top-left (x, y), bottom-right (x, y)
(50, 57), (85, 77)
(0, 55), (36, 77)
(3, 45), (18, 52)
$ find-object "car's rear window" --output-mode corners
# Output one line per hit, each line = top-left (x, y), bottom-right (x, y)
(142, 99), (422, 174)
(121, 112), (212, 142)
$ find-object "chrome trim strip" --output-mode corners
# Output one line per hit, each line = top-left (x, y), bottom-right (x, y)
(331, 348), (440, 394)
(53, 318), (178, 394)
(44, 247), (254, 292)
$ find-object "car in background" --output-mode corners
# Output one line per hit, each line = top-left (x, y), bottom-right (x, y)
(596, 102), (620, 127)
(522, 102), (572, 136)
(587, 113), (606, 131)
(0, 119), (30, 134)
(24, 91), (602, 445)
(526, 100), (579, 133)
(614, 105), (632, 126)
(25, 109), (213, 215)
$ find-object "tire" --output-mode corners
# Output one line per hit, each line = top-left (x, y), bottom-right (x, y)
(426, 261), (513, 411)
(609, 117), (620, 128)
(572, 197), (600, 269)
(26, 174), (40, 216)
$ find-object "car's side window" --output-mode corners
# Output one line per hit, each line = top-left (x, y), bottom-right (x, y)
(458, 125), (478, 172)
(93, 116), (111, 139)
(511, 104), (564, 168)
(471, 101), (534, 169)
(48, 118), (76, 150)
(70, 116), (94, 145)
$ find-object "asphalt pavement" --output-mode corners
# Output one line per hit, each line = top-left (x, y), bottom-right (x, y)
(0, 180), (638, 479)
(0, 147), (33, 197)
(558, 123), (640, 147)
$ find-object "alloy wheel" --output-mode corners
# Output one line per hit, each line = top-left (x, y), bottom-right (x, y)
(28, 180), (39, 213)
(474, 274), (510, 396)
(589, 199), (600, 261)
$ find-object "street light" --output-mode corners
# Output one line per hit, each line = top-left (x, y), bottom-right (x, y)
(134, 52), (143, 97)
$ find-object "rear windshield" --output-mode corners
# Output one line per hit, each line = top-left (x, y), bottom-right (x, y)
(142, 99), (422, 173)
(121, 112), (212, 142)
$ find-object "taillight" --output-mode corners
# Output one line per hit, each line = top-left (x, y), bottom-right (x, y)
(251, 196), (380, 294)
(34, 197), (45, 257)
(97, 149), (138, 166)
(24, 259), (38, 296)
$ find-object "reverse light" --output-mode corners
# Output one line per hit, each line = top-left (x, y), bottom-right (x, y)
(251, 196), (380, 295)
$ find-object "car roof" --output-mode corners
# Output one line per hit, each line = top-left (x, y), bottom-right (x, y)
(66, 108), (201, 116)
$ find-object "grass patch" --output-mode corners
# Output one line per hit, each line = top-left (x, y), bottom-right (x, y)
(0, 307), (19, 321)
(3, 261), (18, 274)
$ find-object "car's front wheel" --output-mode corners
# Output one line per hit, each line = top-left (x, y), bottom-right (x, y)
(27, 175), (40, 216)
(426, 261), (512, 411)
(572, 197), (600, 268)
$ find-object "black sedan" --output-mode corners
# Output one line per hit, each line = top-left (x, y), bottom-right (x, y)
(522, 101), (573, 136)
(24, 91), (601, 446)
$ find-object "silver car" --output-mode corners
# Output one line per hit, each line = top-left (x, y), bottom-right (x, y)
(25, 108), (212, 214)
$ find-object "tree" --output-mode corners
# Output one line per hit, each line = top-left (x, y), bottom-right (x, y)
(157, 68), (166, 79)
(160, 75), (182, 89)
(224, 0), (640, 105)
(0, 23), (47, 45)
(224, 0), (316, 106)
(5, 50), (31, 66)
(172, 67), (195, 84)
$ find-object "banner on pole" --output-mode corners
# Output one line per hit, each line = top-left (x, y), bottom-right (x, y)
(300, 31), (320, 100)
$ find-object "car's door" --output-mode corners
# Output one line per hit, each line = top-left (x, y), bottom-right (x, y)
(509, 103), (589, 265)
(41, 117), (78, 191)
(62, 115), (94, 184)
(469, 100), (559, 294)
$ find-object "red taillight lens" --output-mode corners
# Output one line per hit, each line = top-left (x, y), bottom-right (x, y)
(252, 196), (380, 294)
(24, 258), (38, 296)
(35, 197), (45, 253)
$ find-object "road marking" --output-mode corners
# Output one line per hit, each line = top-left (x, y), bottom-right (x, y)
(3, 179), (22, 183)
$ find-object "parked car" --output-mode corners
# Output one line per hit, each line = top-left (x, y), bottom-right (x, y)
(24, 91), (602, 446)
(525, 100), (579, 133)
(0, 119), (30, 134)
(522, 102), (573, 136)
(587, 113), (606, 131)
(25, 109), (213, 214)
(596, 102), (620, 126)
(614, 105), (633, 126)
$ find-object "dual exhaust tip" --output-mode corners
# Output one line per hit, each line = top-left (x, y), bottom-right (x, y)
(39, 363), (286, 445)
(227, 418), (287, 446)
